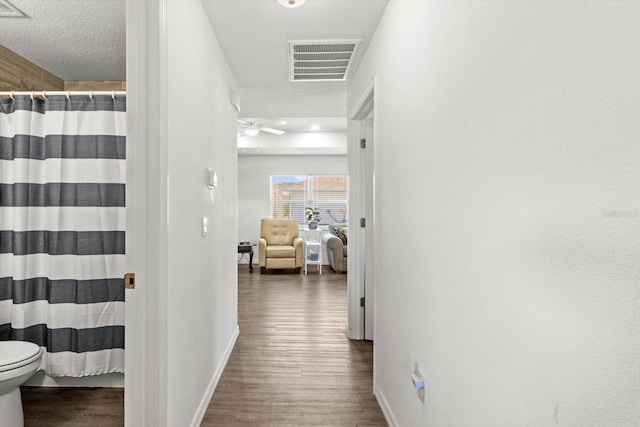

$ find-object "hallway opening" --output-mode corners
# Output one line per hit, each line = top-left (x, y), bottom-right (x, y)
(204, 268), (386, 425)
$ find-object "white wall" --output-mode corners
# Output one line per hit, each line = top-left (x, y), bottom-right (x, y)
(349, 1), (640, 426)
(238, 154), (347, 265)
(165, 2), (238, 426)
(238, 131), (347, 155)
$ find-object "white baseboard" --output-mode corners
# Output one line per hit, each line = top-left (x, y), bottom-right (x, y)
(24, 372), (124, 388)
(190, 324), (239, 427)
(375, 383), (400, 427)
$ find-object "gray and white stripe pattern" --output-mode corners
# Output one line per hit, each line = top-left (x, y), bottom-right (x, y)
(0, 95), (125, 377)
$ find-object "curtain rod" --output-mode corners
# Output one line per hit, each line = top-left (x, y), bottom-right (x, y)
(0, 91), (126, 98)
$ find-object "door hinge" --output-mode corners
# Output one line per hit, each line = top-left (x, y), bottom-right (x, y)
(360, 218), (366, 228)
(124, 273), (136, 290)
(360, 297), (365, 307)
(360, 138), (366, 149)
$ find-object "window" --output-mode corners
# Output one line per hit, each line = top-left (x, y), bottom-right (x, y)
(270, 175), (348, 225)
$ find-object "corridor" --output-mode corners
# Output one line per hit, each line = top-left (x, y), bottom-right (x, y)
(202, 268), (386, 426)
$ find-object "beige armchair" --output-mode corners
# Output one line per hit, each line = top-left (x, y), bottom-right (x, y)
(259, 219), (303, 273)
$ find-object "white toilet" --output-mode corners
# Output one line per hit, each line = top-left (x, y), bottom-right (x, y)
(0, 341), (43, 427)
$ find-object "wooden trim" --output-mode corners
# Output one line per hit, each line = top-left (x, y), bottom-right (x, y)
(64, 81), (126, 91)
(0, 45), (126, 92)
(0, 44), (64, 91)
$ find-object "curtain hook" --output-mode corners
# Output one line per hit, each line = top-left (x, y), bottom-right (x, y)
(112, 90), (116, 100)
(89, 91), (94, 100)
(66, 91), (71, 101)
(42, 91), (47, 100)
(9, 91), (14, 100)
(30, 91), (34, 101)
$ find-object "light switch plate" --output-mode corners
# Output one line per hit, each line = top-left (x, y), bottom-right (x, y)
(201, 216), (208, 237)
(207, 169), (217, 188)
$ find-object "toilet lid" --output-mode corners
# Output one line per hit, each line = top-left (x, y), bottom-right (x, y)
(0, 341), (42, 372)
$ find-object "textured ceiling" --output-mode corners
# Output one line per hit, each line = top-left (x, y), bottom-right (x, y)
(0, 0), (388, 133)
(0, 0), (125, 81)
(202, 0), (389, 120)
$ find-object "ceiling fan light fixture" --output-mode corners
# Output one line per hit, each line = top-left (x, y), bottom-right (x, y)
(277, 0), (306, 8)
(243, 129), (260, 137)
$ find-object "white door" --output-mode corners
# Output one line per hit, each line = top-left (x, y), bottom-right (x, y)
(363, 113), (375, 341)
(348, 79), (376, 341)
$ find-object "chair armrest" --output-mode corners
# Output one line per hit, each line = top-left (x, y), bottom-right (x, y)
(323, 233), (343, 252)
(323, 233), (345, 272)
(293, 237), (303, 267)
(259, 238), (267, 267)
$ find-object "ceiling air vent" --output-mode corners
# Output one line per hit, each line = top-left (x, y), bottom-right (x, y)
(289, 39), (362, 82)
(0, 0), (25, 17)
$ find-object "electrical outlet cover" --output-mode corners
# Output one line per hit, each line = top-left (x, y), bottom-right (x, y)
(413, 362), (426, 405)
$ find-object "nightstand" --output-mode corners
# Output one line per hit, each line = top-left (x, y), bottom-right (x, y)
(303, 228), (322, 275)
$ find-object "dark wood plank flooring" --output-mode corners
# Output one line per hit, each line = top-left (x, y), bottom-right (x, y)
(202, 267), (386, 426)
(21, 387), (123, 426)
(20, 267), (384, 426)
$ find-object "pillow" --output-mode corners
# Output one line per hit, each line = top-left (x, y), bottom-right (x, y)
(328, 224), (340, 237)
(337, 227), (348, 245)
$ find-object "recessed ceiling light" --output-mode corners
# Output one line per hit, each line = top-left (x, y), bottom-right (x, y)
(310, 125), (320, 131)
(277, 0), (306, 8)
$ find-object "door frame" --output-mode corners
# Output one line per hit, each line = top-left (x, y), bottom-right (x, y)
(347, 76), (377, 347)
(125, 1), (169, 425)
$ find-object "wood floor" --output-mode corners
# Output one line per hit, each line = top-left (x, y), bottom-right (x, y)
(21, 387), (123, 426)
(202, 267), (386, 426)
(20, 266), (385, 426)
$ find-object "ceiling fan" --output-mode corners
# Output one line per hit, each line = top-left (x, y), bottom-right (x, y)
(237, 119), (285, 137)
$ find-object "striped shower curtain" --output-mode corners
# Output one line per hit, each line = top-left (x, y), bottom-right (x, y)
(0, 94), (125, 377)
